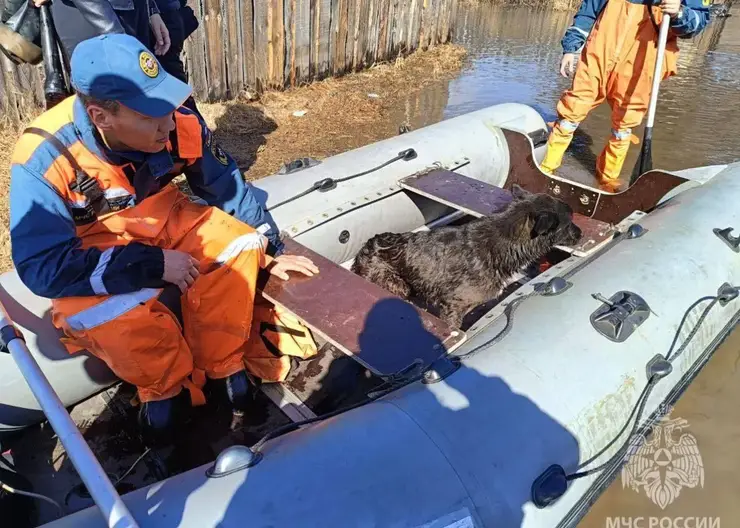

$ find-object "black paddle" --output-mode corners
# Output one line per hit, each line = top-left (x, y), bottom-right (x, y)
(629, 15), (671, 186)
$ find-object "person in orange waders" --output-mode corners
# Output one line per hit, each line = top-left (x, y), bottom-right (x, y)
(9, 34), (320, 445)
(540, 0), (711, 190)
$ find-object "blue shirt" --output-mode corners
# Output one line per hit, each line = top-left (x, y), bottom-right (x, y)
(562, 0), (711, 54)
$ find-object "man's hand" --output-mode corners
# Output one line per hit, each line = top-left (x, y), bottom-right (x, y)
(32, 0), (49, 6)
(560, 53), (578, 78)
(660, 0), (682, 17)
(267, 255), (319, 281)
(162, 249), (200, 293)
(150, 13), (171, 56)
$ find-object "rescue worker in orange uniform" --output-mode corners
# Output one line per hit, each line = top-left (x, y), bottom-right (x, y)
(9, 34), (319, 442)
(540, 0), (711, 189)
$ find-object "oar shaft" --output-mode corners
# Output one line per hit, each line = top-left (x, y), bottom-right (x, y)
(645, 15), (671, 129)
(0, 302), (139, 528)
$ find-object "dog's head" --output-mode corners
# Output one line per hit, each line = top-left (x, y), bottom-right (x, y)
(508, 184), (582, 246)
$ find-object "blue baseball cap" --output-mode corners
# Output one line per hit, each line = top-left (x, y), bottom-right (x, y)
(71, 34), (192, 118)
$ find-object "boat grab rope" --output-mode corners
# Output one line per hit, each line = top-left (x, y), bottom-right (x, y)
(249, 286), (736, 483)
(265, 149), (418, 212)
(454, 291), (540, 361)
(251, 348), (452, 453)
(532, 285), (740, 510)
(249, 287), (560, 453)
(567, 294), (722, 479)
(250, 292), (539, 453)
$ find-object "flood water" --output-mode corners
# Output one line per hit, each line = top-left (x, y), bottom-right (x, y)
(448, 5), (740, 178)
(393, 4), (740, 526)
(395, 3), (740, 182)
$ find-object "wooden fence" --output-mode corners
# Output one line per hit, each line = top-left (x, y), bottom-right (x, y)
(0, 0), (457, 125)
(184, 0), (458, 101)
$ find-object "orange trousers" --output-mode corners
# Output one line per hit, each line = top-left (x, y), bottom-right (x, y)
(52, 186), (269, 404)
(540, 0), (679, 183)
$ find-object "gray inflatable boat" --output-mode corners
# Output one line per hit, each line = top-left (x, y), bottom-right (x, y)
(1, 103), (738, 527)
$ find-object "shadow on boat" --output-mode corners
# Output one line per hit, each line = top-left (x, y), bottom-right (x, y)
(121, 298), (582, 528)
(2, 289), (581, 526)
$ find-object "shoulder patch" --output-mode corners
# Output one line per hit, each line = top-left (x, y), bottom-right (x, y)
(211, 142), (229, 166)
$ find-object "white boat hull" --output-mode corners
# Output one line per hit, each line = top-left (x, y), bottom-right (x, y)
(2, 104), (738, 527)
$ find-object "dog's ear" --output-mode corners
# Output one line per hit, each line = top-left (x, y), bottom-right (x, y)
(529, 211), (559, 237)
(511, 184), (530, 200)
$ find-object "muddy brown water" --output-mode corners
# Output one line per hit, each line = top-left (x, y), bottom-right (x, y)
(385, 3), (740, 526)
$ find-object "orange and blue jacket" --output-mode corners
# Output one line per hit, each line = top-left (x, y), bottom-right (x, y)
(9, 96), (282, 299)
(562, 0), (711, 54)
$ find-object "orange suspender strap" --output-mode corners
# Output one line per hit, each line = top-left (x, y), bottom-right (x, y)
(24, 127), (112, 216)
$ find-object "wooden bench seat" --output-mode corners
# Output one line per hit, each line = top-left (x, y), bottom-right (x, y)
(257, 239), (467, 377)
(399, 169), (617, 257)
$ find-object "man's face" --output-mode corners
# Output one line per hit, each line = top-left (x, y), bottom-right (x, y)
(87, 103), (176, 154)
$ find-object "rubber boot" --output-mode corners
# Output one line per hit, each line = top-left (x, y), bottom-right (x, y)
(540, 121), (577, 175)
(138, 396), (179, 448)
(224, 370), (253, 431)
(596, 131), (632, 192)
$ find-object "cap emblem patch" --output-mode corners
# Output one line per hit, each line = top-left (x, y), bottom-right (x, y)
(139, 51), (159, 78)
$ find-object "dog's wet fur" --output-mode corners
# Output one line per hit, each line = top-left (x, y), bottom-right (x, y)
(351, 185), (582, 328)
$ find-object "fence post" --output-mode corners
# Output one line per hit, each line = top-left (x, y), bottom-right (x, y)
(0, 0), (458, 104)
(1, 55), (21, 126)
(184, 0), (208, 101)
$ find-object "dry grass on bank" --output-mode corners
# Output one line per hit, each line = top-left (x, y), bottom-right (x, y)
(200, 44), (467, 180)
(0, 118), (23, 275)
(0, 44), (467, 273)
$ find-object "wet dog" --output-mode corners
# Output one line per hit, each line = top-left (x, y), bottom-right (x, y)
(351, 185), (582, 328)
